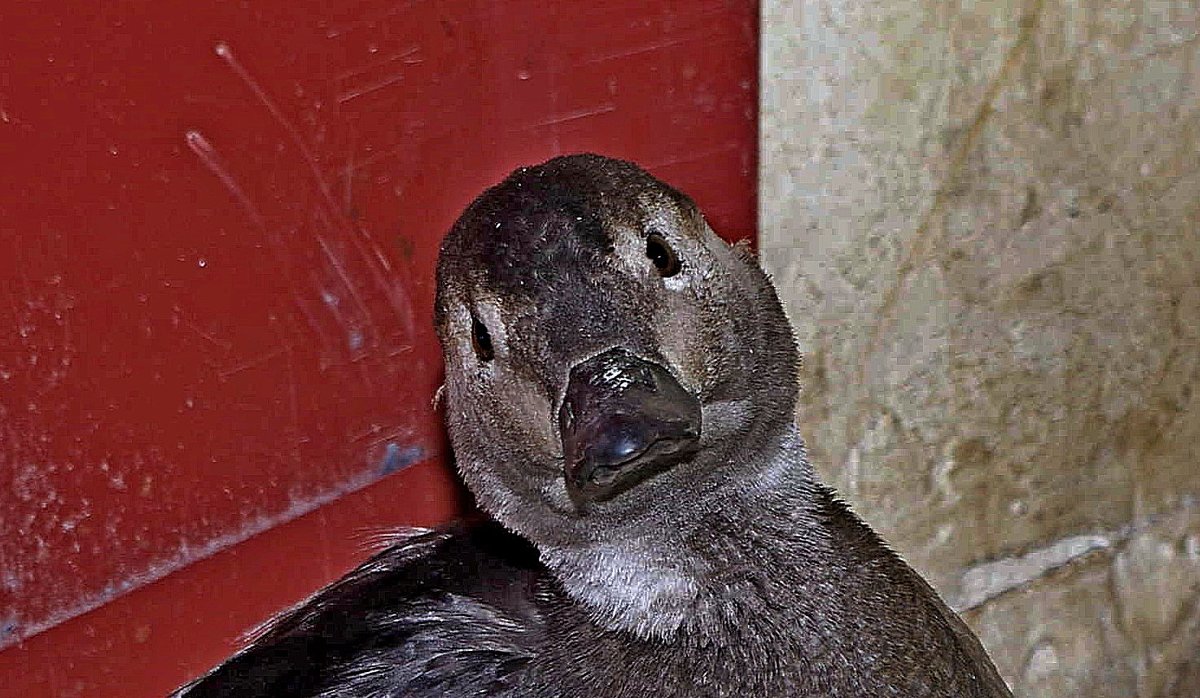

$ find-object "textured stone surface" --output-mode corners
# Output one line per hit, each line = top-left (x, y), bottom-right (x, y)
(762, 1), (1200, 694)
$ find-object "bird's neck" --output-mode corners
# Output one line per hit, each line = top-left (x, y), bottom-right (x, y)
(541, 425), (860, 644)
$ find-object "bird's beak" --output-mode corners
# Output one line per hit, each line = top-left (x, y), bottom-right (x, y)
(558, 347), (702, 506)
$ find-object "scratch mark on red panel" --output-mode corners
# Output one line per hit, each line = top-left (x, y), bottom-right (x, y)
(315, 196), (415, 343)
(313, 220), (373, 332)
(343, 127), (355, 213)
(292, 294), (338, 366)
(214, 43), (340, 223)
(182, 318), (233, 352)
(369, 233), (393, 274)
(351, 221), (414, 338)
(352, 424), (415, 452)
(334, 46), (422, 83)
(643, 141), (741, 170)
(529, 103), (618, 129)
(346, 140), (416, 175)
(185, 130), (265, 228)
(583, 34), (704, 64)
(323, 0), (422, 38)
(387, 344), (413, 358)
(212, 40), (416, 364)
(184, 130), (331, 357)
(215, 42), (398, 352)
(337, 73), (409, 105)
(216, 346), (287, 379)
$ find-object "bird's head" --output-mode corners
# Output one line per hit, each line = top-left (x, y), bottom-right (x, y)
(435, 154), (800, 554)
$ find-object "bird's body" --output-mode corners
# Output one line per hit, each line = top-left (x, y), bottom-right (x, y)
(179, 154), (1011, 697)
(180, 506), (1003, 697)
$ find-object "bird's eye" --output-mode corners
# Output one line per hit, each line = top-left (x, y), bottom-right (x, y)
(470, 315), (494, 362)
(646, 233), (681, 277)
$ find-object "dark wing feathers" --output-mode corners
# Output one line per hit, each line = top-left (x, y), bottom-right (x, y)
(176, 523), (543, 697)
(315, 595), (537, 697)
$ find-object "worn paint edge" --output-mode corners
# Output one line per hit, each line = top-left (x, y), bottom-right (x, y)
(0, 443), (431, 650)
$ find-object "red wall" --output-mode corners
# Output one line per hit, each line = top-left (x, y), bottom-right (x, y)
(0, 2), (758, 695)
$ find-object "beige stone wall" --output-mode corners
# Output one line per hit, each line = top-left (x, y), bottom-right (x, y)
(761, 1), (1200, 695)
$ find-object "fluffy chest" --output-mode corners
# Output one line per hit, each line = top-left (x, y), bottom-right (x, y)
(498, 548), (1005, 698)
(508, 575), (866, 698)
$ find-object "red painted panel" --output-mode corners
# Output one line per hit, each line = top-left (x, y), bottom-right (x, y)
(0, 463), (464, 697)
(0, 1), (757, 695)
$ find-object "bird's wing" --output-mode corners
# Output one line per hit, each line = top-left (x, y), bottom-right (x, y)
(175, 523), (543, 697)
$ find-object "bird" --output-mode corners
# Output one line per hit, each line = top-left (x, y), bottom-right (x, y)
(176, 153), (1013, 697)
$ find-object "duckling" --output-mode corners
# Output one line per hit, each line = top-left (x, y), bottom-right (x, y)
(177, 154), (1012, 697)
